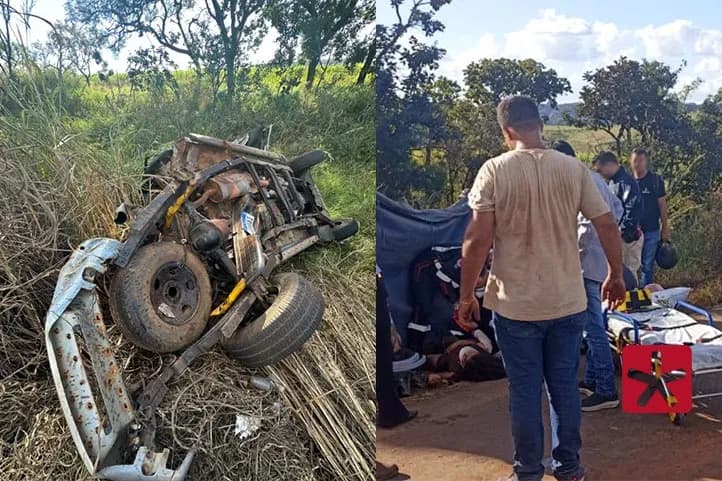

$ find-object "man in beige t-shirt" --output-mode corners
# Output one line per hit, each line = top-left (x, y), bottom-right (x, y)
(457, 96), (625, 481)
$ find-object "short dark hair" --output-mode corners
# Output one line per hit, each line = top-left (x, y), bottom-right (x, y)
(631, 147), (649, 158)
(552, 140), (576, 157)
(458, 352), (506, 382)
(593, 151), (619, 166)
(496, 96), (542, 131)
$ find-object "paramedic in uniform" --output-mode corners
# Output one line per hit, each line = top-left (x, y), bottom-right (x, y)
(457, 96), (625, 481)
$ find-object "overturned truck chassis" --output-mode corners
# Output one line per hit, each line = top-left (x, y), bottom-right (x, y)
(45, 134), (349, 480)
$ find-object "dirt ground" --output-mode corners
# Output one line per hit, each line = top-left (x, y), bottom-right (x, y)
(377, 310), (722, 481)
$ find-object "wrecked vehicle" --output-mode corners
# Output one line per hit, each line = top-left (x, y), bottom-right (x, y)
(44, 132), (358, 480)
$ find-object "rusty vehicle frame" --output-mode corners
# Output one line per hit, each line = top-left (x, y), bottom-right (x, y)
(45, 133), (356, 480)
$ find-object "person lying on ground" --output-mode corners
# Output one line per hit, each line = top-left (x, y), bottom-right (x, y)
(409, 246), (496, 355)
(459, 96), (625, 481)
(425, 336), (505, 386)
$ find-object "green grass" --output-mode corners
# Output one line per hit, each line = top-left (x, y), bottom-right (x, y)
(544, 125), (618, 161)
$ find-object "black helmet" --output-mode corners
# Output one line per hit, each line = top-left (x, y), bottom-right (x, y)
(656, 241), (678, 269)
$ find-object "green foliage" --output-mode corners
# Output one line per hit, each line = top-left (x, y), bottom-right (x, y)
(0, 64), (374, 272)
(464, 58), (572, 107)
(36, 21), (109, 85)
(269, 0), (374, 87)
(64, 0), (374, 98)
(127, 47), (179, 96)
(376, 0), (452, 204)
(574, 56), (689, 154)
(67, 0), (270, 96)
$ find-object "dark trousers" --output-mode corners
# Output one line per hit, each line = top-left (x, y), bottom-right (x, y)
(494, 312), (586, 481)
(376, 276), (410, 427)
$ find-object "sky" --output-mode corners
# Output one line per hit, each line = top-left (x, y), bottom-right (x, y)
(377, 0), (722, 103)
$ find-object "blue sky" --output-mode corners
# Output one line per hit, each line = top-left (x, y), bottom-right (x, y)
(378, 0), (722, 102)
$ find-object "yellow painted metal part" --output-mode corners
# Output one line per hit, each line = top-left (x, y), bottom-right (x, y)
(210, 278), (247, 317)
(163, 185), (194, 230)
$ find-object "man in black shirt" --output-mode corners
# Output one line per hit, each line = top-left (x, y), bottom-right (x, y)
(629, 147), (670, 286)
(595, 151), (643, 278)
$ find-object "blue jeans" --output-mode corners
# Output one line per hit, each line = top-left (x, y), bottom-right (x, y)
(494, 312), (585, 481)
(582, 279), (617, 397)
(640, 229), (660, 287)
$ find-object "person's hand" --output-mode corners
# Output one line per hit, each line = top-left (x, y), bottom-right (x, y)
(602, 273), (626, 310)
(456, 297), (480, 332)
(473, 329), (493, 353)
(661, 226), (671, 242)
(427, 373), (444, 387)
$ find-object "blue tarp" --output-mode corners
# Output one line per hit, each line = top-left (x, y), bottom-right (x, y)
(376, 192), (472, 340)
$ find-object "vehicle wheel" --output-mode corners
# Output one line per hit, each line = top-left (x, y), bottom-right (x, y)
(289, 150), (326, 174)
(222, 273), (324, 368)
(331, 218), (359, 242)
(109, 242), (212, 353)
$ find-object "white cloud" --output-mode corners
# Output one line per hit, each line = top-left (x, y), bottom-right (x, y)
(437, 33), (498, 82)
(439, 9), (722, 103)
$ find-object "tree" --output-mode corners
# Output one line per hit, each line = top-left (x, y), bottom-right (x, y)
(66, 0), (268, 97)
(463, 58), (571, 107)
(376, 0), (451, 203)
(354, 36), (374, 84)
(127, 46), (178, 96)
(39, 22), (108, 85)
(574, 56), (683, 155)
(270, 0), (373, 88)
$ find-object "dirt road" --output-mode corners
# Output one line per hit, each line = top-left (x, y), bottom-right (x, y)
(377, 367), (722, 481)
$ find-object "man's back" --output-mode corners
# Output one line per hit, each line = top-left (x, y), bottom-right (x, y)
(468, 148), (609, 321)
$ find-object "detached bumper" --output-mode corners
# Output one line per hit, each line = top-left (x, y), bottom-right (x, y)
(45, 238), (194, 480)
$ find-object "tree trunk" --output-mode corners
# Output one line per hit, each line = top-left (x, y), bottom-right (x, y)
(226, 54), (236, 98)
(356, 42), (375, 85)
(305, 56), (319, 89)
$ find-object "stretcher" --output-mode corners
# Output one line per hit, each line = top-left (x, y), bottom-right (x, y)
(606, 294), (722, 424)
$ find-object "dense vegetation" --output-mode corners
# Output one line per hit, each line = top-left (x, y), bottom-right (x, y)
(377, 0), (722, 301)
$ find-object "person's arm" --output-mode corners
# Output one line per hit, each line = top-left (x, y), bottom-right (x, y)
(458, 161), (497, 330)
(591, 212), (626, 308)
(458, 211), (495, 329)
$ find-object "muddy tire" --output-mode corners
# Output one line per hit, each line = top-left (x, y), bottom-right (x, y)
(289, 150), (326, 174)
(109, 242), (212, 353)
(222, 273), (324, 368)
(331, 218), (359, 242)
